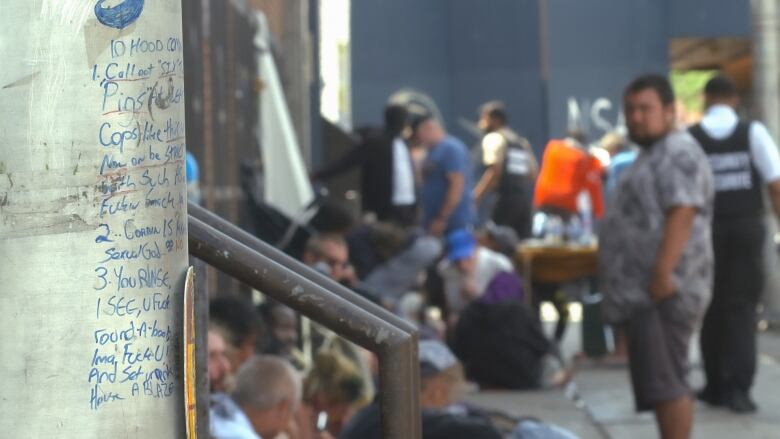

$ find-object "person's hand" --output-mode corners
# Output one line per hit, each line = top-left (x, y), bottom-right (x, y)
(341, 264), (358, 288)
(428, 217), (447, 236)
(462, 280), (479, 300)
(314, 432), (336, 439)
(650, 269), (675, 303)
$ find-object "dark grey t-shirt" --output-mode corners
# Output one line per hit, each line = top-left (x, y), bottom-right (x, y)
(599, 130), (714, 324)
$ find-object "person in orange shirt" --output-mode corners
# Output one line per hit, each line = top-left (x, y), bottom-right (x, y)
(530, 132), (605, 342)
(533, 133), (605, 219)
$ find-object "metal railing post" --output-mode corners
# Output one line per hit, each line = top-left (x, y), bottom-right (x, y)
(188, 215), (421, 438)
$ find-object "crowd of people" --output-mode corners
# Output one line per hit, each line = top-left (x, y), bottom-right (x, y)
(206, 97), (585, 439)
(207, 73), (779, 439)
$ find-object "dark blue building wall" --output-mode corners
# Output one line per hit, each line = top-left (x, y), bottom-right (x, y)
(351, 0), (454, 129)
(351, 0), (545, 150)
(668, 0), (750, 37)
(350, 0), (750, 153)
(446, 0), (545, 150)
(545, 0), (669, 141)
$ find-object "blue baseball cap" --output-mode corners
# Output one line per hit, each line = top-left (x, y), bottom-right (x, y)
(446, 228), (476, 261)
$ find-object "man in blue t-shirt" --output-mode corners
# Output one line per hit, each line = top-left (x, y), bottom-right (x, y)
(413, 115), (475, 236)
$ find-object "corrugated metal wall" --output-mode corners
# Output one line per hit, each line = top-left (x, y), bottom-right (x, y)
(183, 0), (260, 296)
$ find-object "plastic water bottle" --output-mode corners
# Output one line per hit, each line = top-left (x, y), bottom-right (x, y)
(566, 215), (583, 243)
(546, 215), (564, 244)
(532, 212), (548, 238)
(577, 192), (594, 245)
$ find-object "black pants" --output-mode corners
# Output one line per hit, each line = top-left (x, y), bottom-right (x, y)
(532, 282), (569, 342)
(700, 216), (765, 398)
(388, 204), (417, 228)
(493, 196), (532, 239)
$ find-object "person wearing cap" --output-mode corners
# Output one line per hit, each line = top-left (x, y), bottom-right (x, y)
(477, 221), (521, 258)
(339, 340), (502, 439)
(437, 228), (514, 320)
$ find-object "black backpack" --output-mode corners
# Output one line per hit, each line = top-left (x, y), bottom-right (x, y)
(453, 301), (550, 390)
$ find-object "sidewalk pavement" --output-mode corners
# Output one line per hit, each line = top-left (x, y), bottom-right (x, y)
(464, 320), (780, 439)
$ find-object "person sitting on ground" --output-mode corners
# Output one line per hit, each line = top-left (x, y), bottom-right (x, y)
(437, 228), (515, 321)
(359, 228), (442, 306)
(304, 351), (372, 437)
(303, 233), (359, 288)
(476, 221), (520, 258)
(213, 355), (303, 439)
(257, 300), (306, 370)
(210, 328), (259, 439)
(209, 326), (235, 394)
(346, 221), (411, 280)
(210, 296), (264, 372)
(308, 199), (358, 237)
(452, 297), (570, 390)
(339, 340), (503, 439)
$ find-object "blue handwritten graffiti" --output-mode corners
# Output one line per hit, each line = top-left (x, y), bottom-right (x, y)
(95, 0), (144, 30)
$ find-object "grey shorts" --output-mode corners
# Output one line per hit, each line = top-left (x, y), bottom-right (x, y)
(625, 296), (695, 411)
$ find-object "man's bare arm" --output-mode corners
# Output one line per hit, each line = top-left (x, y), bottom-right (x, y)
(473, 165), (500, 202)
(429, 172), (465, 236)
(440, 172), (465, 220)
(767, 180), (780, 222)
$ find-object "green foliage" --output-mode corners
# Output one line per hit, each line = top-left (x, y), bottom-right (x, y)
(671, 70), (718, 115)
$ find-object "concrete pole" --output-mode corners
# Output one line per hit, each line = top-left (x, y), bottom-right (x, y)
(0, 1), (189, 437)
(753, 0), (780, 323)
(754, 0), (780, 139)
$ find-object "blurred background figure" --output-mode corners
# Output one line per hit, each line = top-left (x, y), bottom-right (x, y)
(473, 101), (538, 238)
(312, 104), (417, 227)
(533, 131), (604, 223)
(303, 351), (371, 437)
(339, 340), (503, 439)
(600, 130), (637, 198)
(691, 75), (780, 414)
(303, 234), (358, 288)
(437, 228), (516, 322)
(227, 355), (303, 439)
(257, 300), (305, 370)
(209, 326), (236, 394)
(414, 115), (476, 236)
(210, 297), (263, 372)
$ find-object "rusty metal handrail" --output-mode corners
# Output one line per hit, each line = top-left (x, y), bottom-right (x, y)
(188, 209), (421, 439)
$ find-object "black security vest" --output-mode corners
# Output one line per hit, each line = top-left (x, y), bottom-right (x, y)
(689, 122), (764, 218)
(496, 128), (533, 200)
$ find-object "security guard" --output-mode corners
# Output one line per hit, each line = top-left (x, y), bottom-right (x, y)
(690, 75), (780, 413)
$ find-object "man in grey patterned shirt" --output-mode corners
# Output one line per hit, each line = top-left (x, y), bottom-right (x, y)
(599, 74), (714, 439)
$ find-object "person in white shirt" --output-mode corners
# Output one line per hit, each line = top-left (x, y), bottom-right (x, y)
(437, 228), (514, 319)
(689, 75), (780, 413)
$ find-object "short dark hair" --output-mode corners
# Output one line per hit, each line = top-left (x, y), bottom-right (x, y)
(480, 100), (508, 125)
(309, 200), (356, 234)
(384, 104), (408, 137)
(210, 296), (262, 348)
(704, 75), (737, 99)
(410, 113), (434, 135)
(624, 74), (675, 106)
